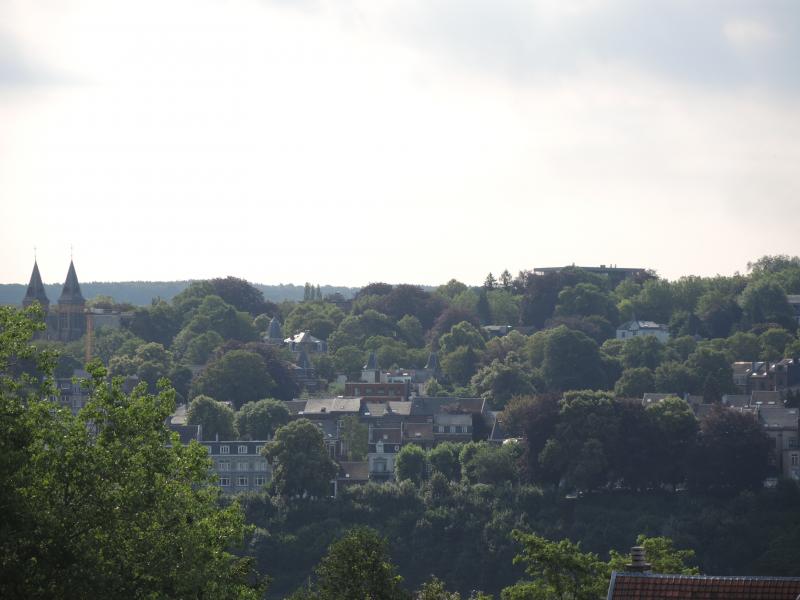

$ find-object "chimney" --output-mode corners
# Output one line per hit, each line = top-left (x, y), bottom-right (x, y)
(626, 546), (651, 573)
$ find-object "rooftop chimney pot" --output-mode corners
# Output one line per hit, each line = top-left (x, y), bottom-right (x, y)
(626, 546), (652, 573)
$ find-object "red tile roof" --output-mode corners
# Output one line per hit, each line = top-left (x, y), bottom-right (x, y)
(607, 573), (800, 599)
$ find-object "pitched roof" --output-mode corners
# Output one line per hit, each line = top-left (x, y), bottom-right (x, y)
(364, 401), (412, 417)
(285, 331), (322, 345)
(617, 320), (667, 331)
(23, 261), (50, 308)
(403, 422), (434, 441)
(58, 260), (85, 305)
(607, 572), (800, 599)
(759, 407), (799, 429)
(338, 461), (369, 481)
(284, 400), (308, 415)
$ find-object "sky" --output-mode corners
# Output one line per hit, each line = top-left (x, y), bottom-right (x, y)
(1, 0), (799, 287)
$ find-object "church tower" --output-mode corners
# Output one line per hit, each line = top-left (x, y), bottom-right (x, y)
(22, 261), (50, 311)
(56, 260), (86, 342)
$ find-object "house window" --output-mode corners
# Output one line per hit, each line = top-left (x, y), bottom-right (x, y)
(238, 462), (250, 471)
(219, 477), (230, 486)
(256, 445), (264, 454)
(792, 454), (799, 467)
(255, 477), (266, 486)
(790, 438), (798, 449)
(237, 476), (249, 486)
(218, 461), (230, 471)
(255, 461), (268, 471)
(238, 445), (248, 454)
(449, 426), (456, 433)
(374, 459), (386, 473)
(219, 445), (230, 454)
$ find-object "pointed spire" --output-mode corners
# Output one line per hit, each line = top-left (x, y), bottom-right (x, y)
(22, 261), (50, 309)
(58, 260), (85, 305)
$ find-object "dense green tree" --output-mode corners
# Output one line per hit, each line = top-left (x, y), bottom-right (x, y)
(740, 279), (795, 330)
(397, 314), (425, 347)
(487, 289), (520, 325)
(415, 576), (463, 600)
(654, 361), (700, 395)
(441, 346), (480, 388)
(191, 349), (276, 409)
(436, 279), (469, 300)
(395, 444), (428, 485)
(0, 307), (262, 598)
(235, 398), (289, 440)
(329, 310), (396, 351)
(207, 276), (274, 316)
(541, 326), (606, 392)
(284, 301), (345, 340)
(556, 283), (619, 323)
(334, 345), (366, 381)
(462, 442), (519, 485)
(301, 527), (407, 600)
(607, 535), (698, 574)
(686, 347), (734, 396)
(688, 405), (771, 492)
(726, 331), (761, 361)
(127, 300), (182, 347)
(184, 330), (224, 364)
(484, 273), (497, 290)
(760, 327), (794, 361)
(646, 397), (698, 487)
(696, 289), (742, 338)
(501, 531), (607, 600)
(427, 442), (461, 481)
(472, 352), (535, 409)
(614, 367), (654, 398)
(265, 419), (337, 498)
(500, 394), (561, 482)
(630, 279), (674, 324)
(439, 321), (486, 354)
(620, 335), (665, 370)
(187, 394), (236, 441)
(340, 415), (369, 461)
(476, 290), (491, 325)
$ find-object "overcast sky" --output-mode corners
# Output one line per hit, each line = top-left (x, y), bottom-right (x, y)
(2, 0), (798, 287)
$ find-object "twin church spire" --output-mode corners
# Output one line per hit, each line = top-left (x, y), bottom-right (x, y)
(23, 259), (85, 308)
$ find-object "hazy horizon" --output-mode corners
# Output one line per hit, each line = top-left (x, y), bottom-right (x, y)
(3, 0), (798, 286)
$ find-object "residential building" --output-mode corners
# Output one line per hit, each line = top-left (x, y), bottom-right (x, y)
(202, 440), (271, 494)
(732, 359), (800, 393)
(616, 319), (670, 343)
(367, 424), (402, 481)
(758, 406), (800, 480)
(344, 381), (410, 401)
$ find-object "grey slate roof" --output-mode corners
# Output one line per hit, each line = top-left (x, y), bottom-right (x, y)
(759, 407), (799, 429)
(364, 401), (412, 417)
(58, 260), (85, 305)
(23, 261), (50, 308)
